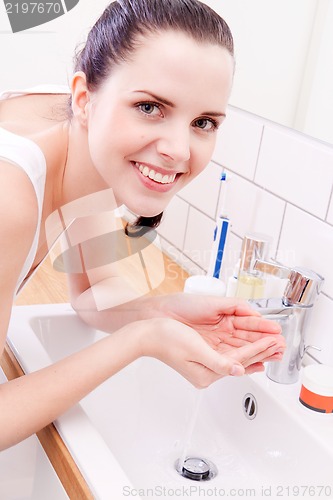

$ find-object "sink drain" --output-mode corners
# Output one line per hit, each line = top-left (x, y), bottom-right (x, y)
(243, 393), (257, 419)
(175, 457), (218, 481)
(182, 457), (210, 480)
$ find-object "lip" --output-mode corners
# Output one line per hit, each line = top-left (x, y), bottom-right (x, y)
(131, 161), (181, 193)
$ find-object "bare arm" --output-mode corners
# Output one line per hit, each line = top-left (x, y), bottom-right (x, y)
(1, 312), (285, 451)
(0, 319), (143, 449)
(0, 162), (39, 354)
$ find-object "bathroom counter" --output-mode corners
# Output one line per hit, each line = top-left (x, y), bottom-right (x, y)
(1, 248), (189, 499)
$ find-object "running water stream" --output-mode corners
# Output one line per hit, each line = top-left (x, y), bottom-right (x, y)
(175, 390), (217, 481)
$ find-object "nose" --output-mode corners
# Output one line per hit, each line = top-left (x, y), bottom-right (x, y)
(156, 123), (191, 163)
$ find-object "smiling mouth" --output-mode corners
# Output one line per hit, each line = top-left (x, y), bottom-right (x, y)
(133, 162), (178, 185)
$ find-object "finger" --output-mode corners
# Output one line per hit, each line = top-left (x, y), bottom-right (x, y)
(261, 351), (284, 362)
(227, 337), (283, 367)
(215, 328), (284, 347)
(233, 315), (282, 334)
(231, 331), (286, 351)
(211, 297), (262, 317)
(204, 329), (285, 353)
(244, 362), (265, 374)
(214, 336), (285, 362)
(217, 329), (266, 344)
(242, 344), (285, 367)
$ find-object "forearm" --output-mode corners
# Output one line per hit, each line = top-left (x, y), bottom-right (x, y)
(71, 277), (175, 332)
(0, 321), (146, 450)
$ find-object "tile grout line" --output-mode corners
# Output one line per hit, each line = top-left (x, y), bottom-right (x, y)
(211, 162), (333, 228)
(324, 183), (333, 222)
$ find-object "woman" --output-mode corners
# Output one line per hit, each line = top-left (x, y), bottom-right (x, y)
(0, 0), (284, 450)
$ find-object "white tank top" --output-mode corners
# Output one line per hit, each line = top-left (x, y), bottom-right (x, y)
(0, 85), (69, 294)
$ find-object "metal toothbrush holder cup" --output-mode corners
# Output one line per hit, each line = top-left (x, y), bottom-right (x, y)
(235, 233), (272, 300)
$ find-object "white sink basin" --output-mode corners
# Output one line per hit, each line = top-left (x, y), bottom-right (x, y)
(7, 303), (333, 499)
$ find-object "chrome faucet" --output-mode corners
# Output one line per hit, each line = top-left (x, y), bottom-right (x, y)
(249, 260), (324, 384)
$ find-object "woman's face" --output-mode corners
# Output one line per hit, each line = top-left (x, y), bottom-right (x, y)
(85, 30), (234, 216)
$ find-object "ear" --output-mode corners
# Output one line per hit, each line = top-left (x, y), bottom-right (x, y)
(70, 71), (91, 127)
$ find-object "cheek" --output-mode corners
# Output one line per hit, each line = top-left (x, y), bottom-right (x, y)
(191, 138), (217, 177)
(105, 122), (148, 158)
(87, 121), (129, 165)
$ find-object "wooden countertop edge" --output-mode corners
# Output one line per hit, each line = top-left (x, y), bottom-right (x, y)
(1, 343), (94, 500)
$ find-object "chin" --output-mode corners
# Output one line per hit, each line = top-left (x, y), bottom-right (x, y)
(125, 200), (167, 220)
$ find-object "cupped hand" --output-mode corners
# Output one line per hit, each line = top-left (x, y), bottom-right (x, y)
(141, 316), (284, 388)
(160, 293), (285, 373)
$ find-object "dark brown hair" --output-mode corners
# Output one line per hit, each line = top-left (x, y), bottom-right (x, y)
(74, 0), (234, 231)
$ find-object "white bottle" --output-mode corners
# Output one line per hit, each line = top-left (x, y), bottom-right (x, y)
(184, 275), (226, 296)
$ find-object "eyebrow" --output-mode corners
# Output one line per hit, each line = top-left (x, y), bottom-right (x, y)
(133, 90), (226, 118)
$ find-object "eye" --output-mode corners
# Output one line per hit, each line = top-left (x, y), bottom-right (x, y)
(137, 101), (162, 117)
(193, 117), (218, 132)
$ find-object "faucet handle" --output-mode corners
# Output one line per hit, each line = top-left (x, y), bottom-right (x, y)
(285, 267), (324, 307)
(253, 260), (324, 307)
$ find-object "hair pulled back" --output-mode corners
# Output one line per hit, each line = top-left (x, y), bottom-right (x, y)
(75, 0), (233, 90)
(74, 0), (234, 230)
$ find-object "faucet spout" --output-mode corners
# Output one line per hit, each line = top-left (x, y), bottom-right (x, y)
(249, 261), (324, 384)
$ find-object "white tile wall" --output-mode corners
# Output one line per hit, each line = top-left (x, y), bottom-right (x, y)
(220, 169), (286, 256)
(178, 162), (222, 219)
(157, 105), (333, 364)
(157, 196), (189, 251)
(213, 107), (263, 179)
(277, 205), (333, 298)
(255, 125), (333, 219)
(183, 207), (216, 271)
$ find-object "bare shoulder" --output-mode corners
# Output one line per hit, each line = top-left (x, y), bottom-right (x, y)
(0, 158), (38, 212)
(0, 159), (38, 286)
(0, 160), (40, 352)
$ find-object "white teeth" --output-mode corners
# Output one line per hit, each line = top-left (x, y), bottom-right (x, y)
(154, 172), (163, 182)
(136, 163), (176, 184)
(142, 166), (150, 177)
